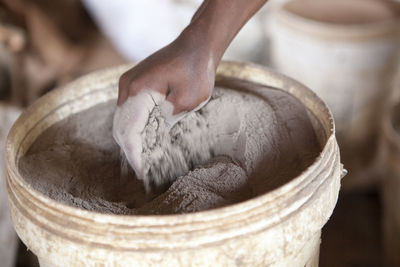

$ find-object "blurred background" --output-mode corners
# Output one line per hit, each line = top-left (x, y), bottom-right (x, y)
(0, 0), (399, 266)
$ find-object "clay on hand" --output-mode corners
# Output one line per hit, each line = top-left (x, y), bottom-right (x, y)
(112, 0), (269, 184)
(113, 36), (214, 182)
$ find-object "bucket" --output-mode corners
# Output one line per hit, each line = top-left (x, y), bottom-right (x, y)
(269, 0), (400, 190)
(6, 62), (342, 266)
(381, 99), (400, 267)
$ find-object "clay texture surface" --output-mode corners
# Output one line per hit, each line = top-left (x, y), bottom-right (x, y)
(19, 86), (321, 215)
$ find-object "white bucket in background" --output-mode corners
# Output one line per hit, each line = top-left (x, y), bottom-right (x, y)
(269, 0), (400, 190)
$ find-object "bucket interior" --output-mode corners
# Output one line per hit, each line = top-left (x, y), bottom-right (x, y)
(9, 65), (331, 216)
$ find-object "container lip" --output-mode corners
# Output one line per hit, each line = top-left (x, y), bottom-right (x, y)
(275, 1), (400, 40)
(6, 61), (336, 227)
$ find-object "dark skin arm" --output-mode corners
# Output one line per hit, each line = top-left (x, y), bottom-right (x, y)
(118, 0), (268, 115)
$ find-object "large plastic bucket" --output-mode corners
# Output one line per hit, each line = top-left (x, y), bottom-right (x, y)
(6, 62), (342, 266)
(269, 0), (400, 190)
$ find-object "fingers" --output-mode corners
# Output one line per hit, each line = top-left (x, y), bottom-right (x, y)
(166, 86), (212, 115)
(118, 69), (168, 106)
(160, 87), (211, 129)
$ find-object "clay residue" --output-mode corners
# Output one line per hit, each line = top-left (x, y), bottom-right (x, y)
(285, 0), (400, 25)
(19, 86), (322, 215)
(138, 105), (216, 191)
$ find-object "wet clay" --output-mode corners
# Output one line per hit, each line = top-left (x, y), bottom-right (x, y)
(137, 105), (216, 191)
(19, 85), (322, 215)
(285, 0), (400, 25)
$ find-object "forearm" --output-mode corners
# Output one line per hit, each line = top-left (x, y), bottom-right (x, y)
(182, 0), (267, 66)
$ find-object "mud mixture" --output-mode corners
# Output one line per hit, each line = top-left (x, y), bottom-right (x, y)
(19, 86), (323, 215)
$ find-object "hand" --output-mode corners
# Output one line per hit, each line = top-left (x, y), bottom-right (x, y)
(117, 32), (215, 116)
(113, 31), (216, 180)
(113, 0), (267, 183)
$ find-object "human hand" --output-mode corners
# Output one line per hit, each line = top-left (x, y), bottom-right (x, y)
(113, 31), (215, 180)
(113, 0), (267, 182)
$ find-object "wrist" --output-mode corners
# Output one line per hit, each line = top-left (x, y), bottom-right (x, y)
(177, 23), (220, 70)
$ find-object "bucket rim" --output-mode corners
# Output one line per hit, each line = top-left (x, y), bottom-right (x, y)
(5, 61), (340, 245)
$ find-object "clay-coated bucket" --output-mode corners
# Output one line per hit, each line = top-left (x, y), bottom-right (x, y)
(269, 0), (400, 190)
(380, 101), (400, 267)
(6, 62), (342, 266)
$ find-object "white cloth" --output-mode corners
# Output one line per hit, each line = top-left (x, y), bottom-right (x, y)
(81, 0), (269, 63)
(82, 0), (201, 61)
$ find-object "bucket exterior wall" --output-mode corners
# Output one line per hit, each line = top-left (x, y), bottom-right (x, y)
(6, 62), (342, 266)
(269, 1), (400, 189)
